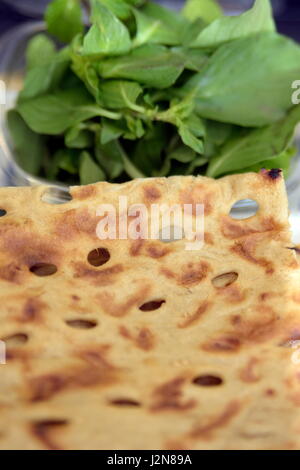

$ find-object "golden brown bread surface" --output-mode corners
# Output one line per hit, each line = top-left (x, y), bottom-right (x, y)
(0, 171), (300, 450)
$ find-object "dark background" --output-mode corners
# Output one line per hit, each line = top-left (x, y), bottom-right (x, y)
(0, 0), (299, 41)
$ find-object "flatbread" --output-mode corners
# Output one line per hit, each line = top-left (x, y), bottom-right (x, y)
(0, 171), (300, 450)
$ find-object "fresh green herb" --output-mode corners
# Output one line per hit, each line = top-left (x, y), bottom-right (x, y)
(8, 0), (300, 184)
(207, 105), (300, 177)
(7, 110), (46, 175)
(182, 33), (300, 127)
(82, 0), (132, 56)
(182, 0), (222, 25)
(80, 150), (106, 184)
(189, 0), (275, 48)
(45, 0), (84, 43)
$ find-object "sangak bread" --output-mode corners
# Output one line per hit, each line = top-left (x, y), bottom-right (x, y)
(0, 170), (300, 450)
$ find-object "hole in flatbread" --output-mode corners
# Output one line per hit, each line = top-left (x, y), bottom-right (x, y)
(288, 247), (300, 258)
(41, 187), (72, 204)
(65, 319), (97, 329)
(2, 333), (28, 347)
(212, 272), (238, 288)
(139, 300), (166, 312)
(158, 226), (184, 243)
(230, 199), (259, 220)
(193, 375), (223, 386)
(109, 398), (141, 407)
(279, 339), (300, 348)
(31, 419), (69, 440)
(30, 263), (57, 277)
(0, 209), (7, 217)
(87, 248), (110, 267)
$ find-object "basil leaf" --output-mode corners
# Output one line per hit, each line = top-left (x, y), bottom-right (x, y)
(183, 33), (300, 127)
(96, 139), (145, 179)
(124, 115), (145, 140)
(96, 139), (124, 179)
(99, 80), (143, 110)
(80, 151), (106, 184)
(206, 106), (300, 177)
(240, 146), (297, 178)
(6, 110), (46, 175)
(26, 34), (56, 70)
(20, 46), (70, 101)
(98, 0), (132, 20)
(65, 124), (94, 148)
(180, 18), (207, 46)
(82, 0), (131, 57)
(171, 47), (208, 72)
(99, 44), (185, 89)
(186, 156), (208, 174)
(45, 0), (83, 43)
(70, 35), (102, 101)
(182, 0), (223, 24)
(132, 124), (167, 174)
(48, 148), (80, 179)
(191, 0), (275, 48)
(18, 88), (120, 135)
(156, 145), (196, 177)
(133, 7), (180, 47)
(142, 1), (189, 36)
(100, 119), (124, 145)
(179, 124), (204, 154)
(205, 120), (234, 146)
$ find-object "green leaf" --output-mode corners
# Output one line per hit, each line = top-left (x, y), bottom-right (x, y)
(20, 46), (70, 101)
(82, 0), (131, 57)
(18, 88), (120, 135)
(205, 120), (233, 146)
(182, 0), (223, 24)
(191, 0), (275, 48)
(80, 151), (106, 184)
(142, 1), (189, 36)
(97, 0), (143, 19)
(99, 80), (143, 111)
(132, 7), (180, 47)
(96, 139), (124, 179)
(179, 123), (204, 154)
(183, 33), (300, 127)
(240, 146), (297, 178)
(121, 148), (146, 179)
(98, 0), (132, 20)
(96, 139), (145, 179)
(132, 123), (167, 174)
(124, 115), (145, 139)
(100, 119), (124, 145)
(171, 47), (208, 72)
(206, 106), (300, 177)
(48, 148), (80, 179)
(7, 110), (46, 175)
(45, 0), (83, 43)
(65, 123), (94, 148)
(156, 144), (195, 177)
(26, 34), (56, 70)
(186, 156), (208, 174)
(180, 18), (207, 46)
(70, 35), (102, 100)
(99, 44), (185, 89)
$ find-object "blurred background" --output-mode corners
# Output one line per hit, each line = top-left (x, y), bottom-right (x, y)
(0, 0), (299, 42)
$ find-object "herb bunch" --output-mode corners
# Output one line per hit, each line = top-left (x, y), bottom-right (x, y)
(8, 0), (300, 185)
